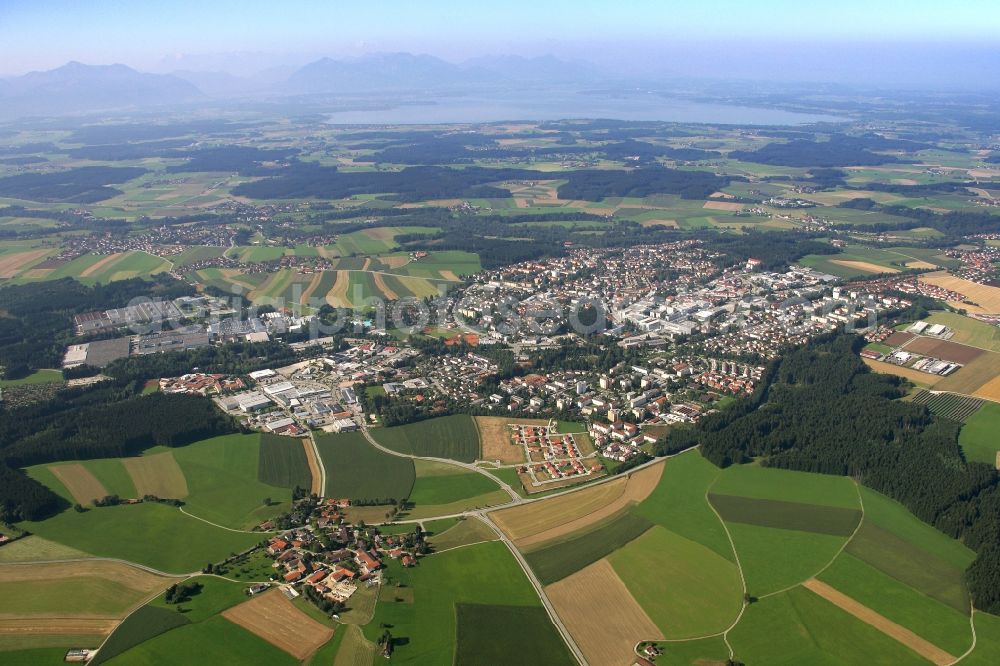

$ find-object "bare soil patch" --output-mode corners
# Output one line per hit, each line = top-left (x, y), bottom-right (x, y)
(516, 463), (664, 549)
(222, 590), (333, 660)
(547, 559), (664, 666)
(905, 337), (983, 364)
(885, 332), (915, 347)
(475, 416), (543, 464)
(863, 358), (941, 388)
(802, 579), (955, 666)
(48, 464), (109, 505)
(122, 452), (188, 499)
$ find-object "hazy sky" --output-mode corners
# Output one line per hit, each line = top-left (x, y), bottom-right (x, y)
(2, 0), (999, 81)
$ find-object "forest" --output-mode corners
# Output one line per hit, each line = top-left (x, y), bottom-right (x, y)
(232, 162), (731, 203)
(0, 165), (147, 203)
(667, 334), (1000, 613)
(729, 134), (928, 167)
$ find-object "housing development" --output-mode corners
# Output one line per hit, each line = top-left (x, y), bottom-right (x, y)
(3, 4), (1000, 664)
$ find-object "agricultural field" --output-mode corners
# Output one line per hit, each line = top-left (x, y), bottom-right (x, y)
(936, 349), (1000, 397)
(959, 402), (1000, 465)
(923, 311), (1000, 352)
(798, 244), (932, 278)
(406, 459), (508, 518)
(222, 591), (334, 660)
(257, 433), (313, 490)
(362, 541), (568, 664)
(921, 271), (1000, 314)
(315, 431), (415, 501)
(454, 603), (575, 666)
(426, 516), (498, 552)
(475, 415), (542, 463)
(371, 414), (481, 462)
(17, 502), (261, 574)
(910, 389), (984, 423)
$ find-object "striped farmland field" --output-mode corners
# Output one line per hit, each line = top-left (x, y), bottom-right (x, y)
(911, 390), (985, 423)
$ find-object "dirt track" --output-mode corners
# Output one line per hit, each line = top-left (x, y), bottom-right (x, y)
(802, 579), (955, 666)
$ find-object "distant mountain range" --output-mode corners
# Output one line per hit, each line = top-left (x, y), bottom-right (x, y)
(0, 62), (203, 118)
(0, 53), (602, 118)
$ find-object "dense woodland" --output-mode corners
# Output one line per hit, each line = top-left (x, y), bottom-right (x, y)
(730, 134), (928, 167)
(667, 335), (1000, 613)
(0, 165), (147, 202)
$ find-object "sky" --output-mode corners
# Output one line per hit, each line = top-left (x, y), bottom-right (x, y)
(1, 0), (999, 84)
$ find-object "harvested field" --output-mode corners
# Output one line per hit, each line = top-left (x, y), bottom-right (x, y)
(379, 254), (410, 269)
(122, 452), (189, 499)
(222, 591), (334, 660)
(48, 464), (108, 505)
(492, 477), (627, 542)
(0, 248), (51, 278)
(937, 351), (1000, 395)
(863, 358), (941, 387)
(517, 471), (605, 495)
(703, 200), (744, 211)
(0, 617), (119, 636)
(439, 270), (460, 281)
(906, 261), (938, 269)
(301, 438), (322, 496)
(802, 579), (955, 666)
(326, 271), (350, 307)
(973, 374), (1000, 402)
(333, 624), (377, 666)
(78, 253), (123, 278)
(372, 272), (398, 299)
(830, 259), (898, 274)
(921, 272), (1000, 313)
(515, 463), (663, 549)
(547, 559), (663, 666)
(904, 338), (983, 364)
(475, 416), (540, 464)
(299, 272), (324, 305)
(0, 560), (168, 589)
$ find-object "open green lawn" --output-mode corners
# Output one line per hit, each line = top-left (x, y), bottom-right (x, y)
(524, 509), (654, 585)
(171, 434), (294, 529)
(363, 541), (564, 665)
(18, 502), (260, 574)
(0, 575), (158, 618)
(709, 463), (861, 509)
(316, 431), (415, 502)
(372, 415), (481, 462)
(965, 611), (1000, 666)
(410, 460), (501, 505)
(455, 603), (575, 666)
(427, 517), (498, 552)
(104, 615), (297, 666)
(0, 368), (63, 387)
(959, 402), (1000, 464)
(729, 586), (928, 665)
(650, 637), (731, 666)
(818, 552), (972, 656)
(727, 522), (848, 598)
(632, 450), (733, 561)
(608, 525), (742, 639)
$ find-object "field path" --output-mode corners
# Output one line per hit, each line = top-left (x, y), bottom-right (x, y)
(305, 432), (326, 496)
(802, 579), (956, 665)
